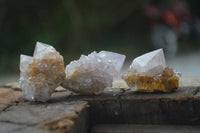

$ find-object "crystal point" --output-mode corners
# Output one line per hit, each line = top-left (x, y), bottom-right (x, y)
(98, 51), (126, 79)
(20, 54), (33, 72)
(19, 42), (66, 102)
(62, 51), (126, 94)
(130, 49), (166, 76)
(123, 49), (179, 92)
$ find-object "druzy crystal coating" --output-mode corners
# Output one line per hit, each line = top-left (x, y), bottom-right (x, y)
(62, 51), (126, 95)
(19, 43), (180, 102)
(122, 49), (179, 92)
(19, 42), (66, 102)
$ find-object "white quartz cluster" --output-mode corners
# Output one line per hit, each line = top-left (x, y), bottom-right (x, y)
(61, 51), (126, 95)
(19, 45), (180, 101)
(19, 42), (66, 102)
(129, 49), (166, 76)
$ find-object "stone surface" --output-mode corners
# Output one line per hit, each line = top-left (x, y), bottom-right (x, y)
(19, 42), (66, 102)
(123, 49), (179, 92)
(62, 51), (125, 95)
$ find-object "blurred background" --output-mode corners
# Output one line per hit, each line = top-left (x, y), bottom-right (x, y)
(0, 0), (200, 84)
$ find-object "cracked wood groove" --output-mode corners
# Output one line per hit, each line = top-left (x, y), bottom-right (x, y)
(91, 124), (200, 133)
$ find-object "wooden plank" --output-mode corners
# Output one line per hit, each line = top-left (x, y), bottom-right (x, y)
(180, 77), (200, 87)
(0, 101), (88, 133)
(2, 77), (200, 90)
(91, 124), (200, 133)
(0, 87), (88, 133)
(1, 77), (200, 132)
(0, 88), (22, 111)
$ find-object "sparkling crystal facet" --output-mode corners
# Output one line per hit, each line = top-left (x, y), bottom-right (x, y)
(62, 51), (126, 95)
(130, 49), (166, 76)
(98, 51), (126, 78)
(122, 49), (179, 92)
(19, 42), (66, 102)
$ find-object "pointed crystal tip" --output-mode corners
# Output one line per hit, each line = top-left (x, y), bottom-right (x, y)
(33, 42), (57, 59)
(122, 49), (180, 92)
(130, 48), (166, 76)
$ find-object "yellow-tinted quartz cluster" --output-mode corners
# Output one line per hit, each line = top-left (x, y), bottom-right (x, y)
(123, 67), (179, 92)
(19, 42), (66, 102)
(122, 49), (180, 92)
(27, 58), (65, 95)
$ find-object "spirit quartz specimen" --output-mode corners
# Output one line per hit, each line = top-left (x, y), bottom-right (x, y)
(19, 42), (66, 102)
(122, 49), (179, 92)
(61, 51), (126, 95)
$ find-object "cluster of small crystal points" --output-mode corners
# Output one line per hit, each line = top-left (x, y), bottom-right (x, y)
(20, 44), (180, 101)
(61, 51), (126, 95)
(19, 42), (66, 102)
(122, 49), (180, 92)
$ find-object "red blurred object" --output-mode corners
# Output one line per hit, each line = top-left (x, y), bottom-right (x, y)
(144, 0), (200, 57)
(162, 11), (179, 27)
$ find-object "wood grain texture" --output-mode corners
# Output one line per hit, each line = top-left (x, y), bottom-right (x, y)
(0, 77), (200, 132)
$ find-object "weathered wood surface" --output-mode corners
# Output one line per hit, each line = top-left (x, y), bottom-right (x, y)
(91, 124), (200, 133)
(0, 87), (88, 133)
(0, 77), (200, 133)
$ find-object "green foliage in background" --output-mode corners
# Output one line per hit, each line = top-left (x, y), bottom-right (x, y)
(0, 0), (199, 74)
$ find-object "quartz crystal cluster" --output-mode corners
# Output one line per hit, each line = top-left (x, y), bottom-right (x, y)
(62, 51), (126, 95)
(19, 43), (180, 102)
(122, 49), (179, 92)
(19, 42), (66, 101)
